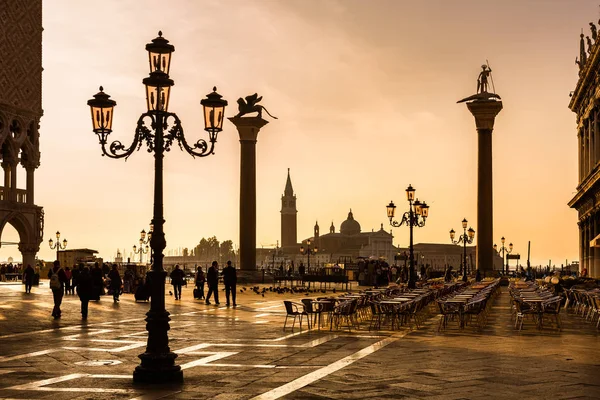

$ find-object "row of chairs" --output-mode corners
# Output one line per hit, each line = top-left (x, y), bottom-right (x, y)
(509, 282), (562, 330)
(564, 289), (600, 329)
(437, 280), (500, 331)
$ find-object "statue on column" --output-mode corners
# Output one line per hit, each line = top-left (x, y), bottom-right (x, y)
(457, 63), (501, 103)
(590, 22), (598, 41)
(234, 93), (278, 119)
(477, 64), (492, 94)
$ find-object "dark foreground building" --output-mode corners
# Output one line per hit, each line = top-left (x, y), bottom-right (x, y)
(568, 23), (600, 278)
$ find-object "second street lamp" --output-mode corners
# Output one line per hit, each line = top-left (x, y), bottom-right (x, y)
(300, 239), (318, 273)
(450, 218), (475, 282)
(133, 241), (149, 264)
(48, 231), (67, 260)
(493, 237), (513, 275)
(386, 184), (430, 289)
(87, 31), (228, 383)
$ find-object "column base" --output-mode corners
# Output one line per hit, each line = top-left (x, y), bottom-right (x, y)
(133, 352), (183, 383)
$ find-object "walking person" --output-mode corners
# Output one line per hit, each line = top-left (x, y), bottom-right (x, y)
(71, 264), (80, 295)
(48, 260), (67, 319)
(205, 261), (219, 305)
(64, 266), (72, 295)
(108, 264), (122, 302)
(222, 260), (237, 307)
(91, 262), (104, 300)
(23, 264), (35, 294)
(76, 265), (94, 319)
(195, 267), (205, 300)
(170, 264), (185, 300)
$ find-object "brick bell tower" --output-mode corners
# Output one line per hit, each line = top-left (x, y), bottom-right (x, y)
(281, 168), (297, 248)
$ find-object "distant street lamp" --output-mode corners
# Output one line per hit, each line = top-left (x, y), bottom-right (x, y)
(87, 31), (228, 383)
(300, 239), (318, 273)
(48, 231), (67, 260)
(493, 237), (513, 274)
(139, 226), (153, 263)
(386, 184), (430, 289)
(272, 240), (280, 271)
(450, 218), (475, 282)
(133, 241), (149, 264)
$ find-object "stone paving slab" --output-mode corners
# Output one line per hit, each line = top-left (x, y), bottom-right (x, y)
(0, 283), (599, 399)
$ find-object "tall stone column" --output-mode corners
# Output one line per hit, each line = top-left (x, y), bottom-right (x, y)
(465, 100), (503, 275)
(229, 116), (268, 271)
(579, 220), (584, 273)
(588, 211), (600, 276)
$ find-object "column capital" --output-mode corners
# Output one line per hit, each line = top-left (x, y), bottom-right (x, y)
(228, 116), (269, 142)
(466, 100), (503, 131)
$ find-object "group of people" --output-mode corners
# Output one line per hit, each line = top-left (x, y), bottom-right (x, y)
(47, 261), (123, 320)
(46, 259), (239, 320)
(192, 260), (238, 307)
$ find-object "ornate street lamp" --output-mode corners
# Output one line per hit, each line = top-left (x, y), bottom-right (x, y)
(133, 241), (150, 264)
(386, 184), (430, 289)
(48, 231), (67, 260)
(493, 236), (513, 274)
(300, 238), (318, 273)
(139, 226), (153, 263)
(87, 31), (227, 383)
(450, 218), (475, 282)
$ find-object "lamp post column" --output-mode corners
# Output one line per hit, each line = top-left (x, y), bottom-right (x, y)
(229, 116), (268, 272)
(465, 100), (502, 276)
(133, 112), (182, 383)
(408, 204), (415, 289)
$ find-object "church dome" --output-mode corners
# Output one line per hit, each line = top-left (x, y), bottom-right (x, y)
(340, 209), (361, 235)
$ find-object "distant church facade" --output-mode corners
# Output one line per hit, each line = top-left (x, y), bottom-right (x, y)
(276, 170), (398, 266)
(568, 23), (600, 277)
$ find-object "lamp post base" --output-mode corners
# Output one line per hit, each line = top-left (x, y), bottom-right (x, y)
(133, 353), (183, 383)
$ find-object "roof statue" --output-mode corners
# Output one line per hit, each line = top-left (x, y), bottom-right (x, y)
(234, 93), (278, 119)
(457, 63), (501, 103)
(576, 33), (587, 71)
(590, 22), (597, 41)
(587, 36), (593, 54)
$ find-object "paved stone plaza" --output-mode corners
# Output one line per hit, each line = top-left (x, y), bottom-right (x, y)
(0, 282), (599, 399)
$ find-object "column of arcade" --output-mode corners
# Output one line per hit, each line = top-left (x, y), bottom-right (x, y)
(579, 107), (600, 184)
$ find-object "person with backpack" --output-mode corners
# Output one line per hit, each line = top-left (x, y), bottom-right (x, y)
(221, 260), (237, 307)
(205, 261), (219, 305)
(48, 260), (67, 319)
(76, 266), (94, 319)
(195, 266), (205, 300)
(170, 264), (185, 300)
(108, 264), (122, 303)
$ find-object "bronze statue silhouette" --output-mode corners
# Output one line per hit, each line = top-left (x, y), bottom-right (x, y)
(457, 64), (501, 103)
(590, 22), (598, 41)
(476, 64), (491, 94)
(234, 93), (278, 119)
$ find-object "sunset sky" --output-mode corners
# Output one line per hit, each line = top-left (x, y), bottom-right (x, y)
(1, 0), (594, 266)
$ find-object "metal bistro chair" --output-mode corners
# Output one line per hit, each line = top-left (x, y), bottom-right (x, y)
(437, 300), (460, 332)
(283, 300), (310, 331)
(541, 296), (563, 330)
(301, 298), (322, 330)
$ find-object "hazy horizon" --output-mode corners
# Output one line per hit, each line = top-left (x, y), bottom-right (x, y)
(0, 0), (592, 267)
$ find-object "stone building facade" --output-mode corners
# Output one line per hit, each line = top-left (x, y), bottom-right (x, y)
(0, 0), (44, 268)
(568, 24), (600, 277)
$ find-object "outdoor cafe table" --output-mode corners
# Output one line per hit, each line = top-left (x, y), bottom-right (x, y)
(444, 297), (471, 328)
(521, 298), (547, 329)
